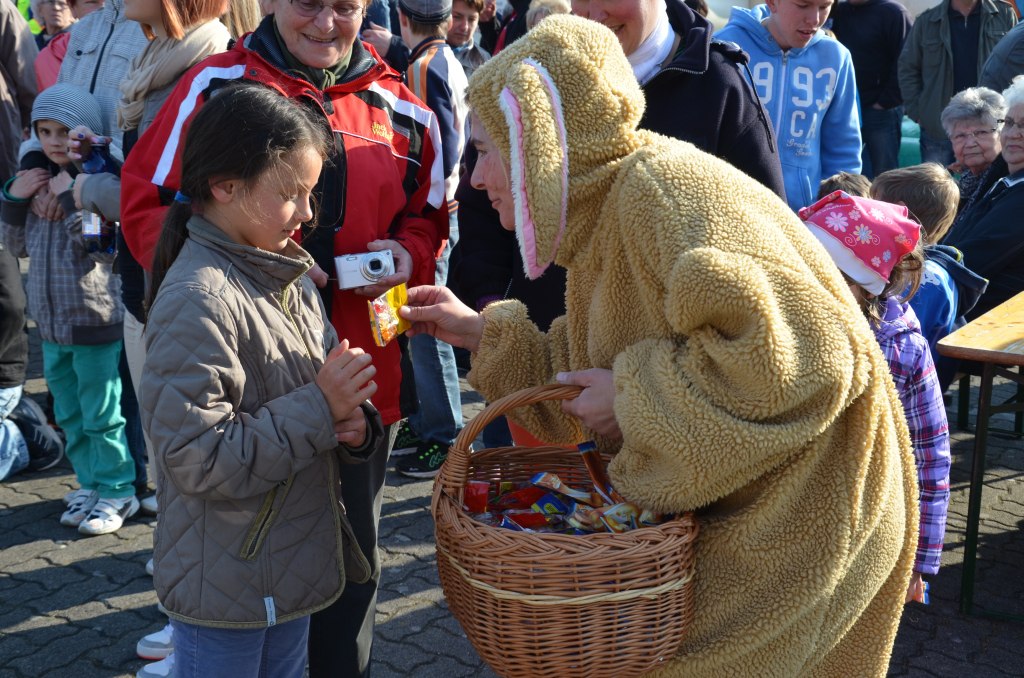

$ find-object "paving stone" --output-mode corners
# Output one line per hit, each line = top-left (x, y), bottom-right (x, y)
(2, 314), (1023, 676)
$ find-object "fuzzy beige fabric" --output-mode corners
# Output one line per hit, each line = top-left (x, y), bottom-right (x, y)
(465, 15), (918, 677)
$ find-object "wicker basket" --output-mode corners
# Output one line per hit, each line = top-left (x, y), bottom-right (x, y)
(432, 384), (699, 678)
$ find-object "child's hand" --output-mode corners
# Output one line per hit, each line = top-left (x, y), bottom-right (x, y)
(50, 170), (74, 196)
(333, 406), (367, 447)
(30, 185), (65, 221)
(905, 572), (925, 604)
(7, 168), (51, 200)
(315, 339), (378, 422)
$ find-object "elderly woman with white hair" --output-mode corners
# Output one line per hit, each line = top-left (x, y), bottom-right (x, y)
(944, 76), (1024, 320)
(941, 87), (1007, 212)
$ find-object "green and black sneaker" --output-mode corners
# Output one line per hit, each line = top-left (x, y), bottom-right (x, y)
(395, 441), (448, 479)
(391, 419), (422, 457)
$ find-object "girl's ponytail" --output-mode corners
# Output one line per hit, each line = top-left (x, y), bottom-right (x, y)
(146, 201), (194, 313)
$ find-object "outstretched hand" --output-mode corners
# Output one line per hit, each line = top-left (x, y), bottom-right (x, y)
(556, 369), (622, 439)
(399, 285), (485, 352)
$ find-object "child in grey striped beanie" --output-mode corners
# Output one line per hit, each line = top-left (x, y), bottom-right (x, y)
(0, 83), (137, 537)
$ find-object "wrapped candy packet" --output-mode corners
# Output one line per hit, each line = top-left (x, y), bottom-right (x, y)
(531, 472), (600, 506)
(598, 503), (640, 533)
(489, 486), (548, 511)
(368, 284), (411, 347)
(577, 441), (625, 505)
(532, 492), (573, 516)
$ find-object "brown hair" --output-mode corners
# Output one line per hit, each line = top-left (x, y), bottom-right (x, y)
(143, 0), (229, 40)
(454, 0), (484, 13)
(400, 10), (450, 38)
(147, 83), (330, 311)
(870, 163), (959, 245)
(849, 238), (925, 326)
(817, 171), (871, 200)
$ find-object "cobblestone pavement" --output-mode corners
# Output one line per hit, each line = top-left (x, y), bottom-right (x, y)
(2, 287), (1022, 675)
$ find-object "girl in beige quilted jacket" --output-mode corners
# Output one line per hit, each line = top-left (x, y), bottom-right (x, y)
(140, 83), (384, 678)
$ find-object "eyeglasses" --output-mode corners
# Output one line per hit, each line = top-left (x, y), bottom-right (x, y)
(997, 117), (1021, 131)
(950, 128), (996, 144)
(289, 0), (364, 19)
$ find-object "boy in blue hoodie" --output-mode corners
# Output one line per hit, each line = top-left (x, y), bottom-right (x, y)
(717, 0), (861, 212)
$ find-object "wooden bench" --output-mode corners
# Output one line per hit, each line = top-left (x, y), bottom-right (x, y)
(937, 290), (1024, 619)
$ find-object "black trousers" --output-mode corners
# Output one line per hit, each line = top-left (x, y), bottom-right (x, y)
(307, 423), (397, 677)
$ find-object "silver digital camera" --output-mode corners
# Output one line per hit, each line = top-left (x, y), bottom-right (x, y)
(335, 250), (395, 289)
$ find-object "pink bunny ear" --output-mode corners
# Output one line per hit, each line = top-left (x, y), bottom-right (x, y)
(498, 57), (569, 280)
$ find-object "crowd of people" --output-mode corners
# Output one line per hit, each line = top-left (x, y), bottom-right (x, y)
(0, 0), (1021, 675)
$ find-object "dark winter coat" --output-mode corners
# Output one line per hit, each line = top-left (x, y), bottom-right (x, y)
(642, 0), (785, 199)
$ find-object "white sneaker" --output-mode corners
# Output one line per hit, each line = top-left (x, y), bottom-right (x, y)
(62, 488), (91, 507)
(136, 653), (174, 678)
(136, 623), (174, 660)
(145, 558), (154, 576)
(140, 494), (158, 515)
(60, 490), (98, 527)
(77, 495), (140, 536)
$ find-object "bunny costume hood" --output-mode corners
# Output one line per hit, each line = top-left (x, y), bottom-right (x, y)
(464, 16), (918, 677)
(467, 15), (648, 280)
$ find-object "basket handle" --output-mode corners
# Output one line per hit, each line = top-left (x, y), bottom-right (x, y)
(440, 383), (583, 501)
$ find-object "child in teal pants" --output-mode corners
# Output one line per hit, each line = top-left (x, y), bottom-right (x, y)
(0, 84), (135, 535)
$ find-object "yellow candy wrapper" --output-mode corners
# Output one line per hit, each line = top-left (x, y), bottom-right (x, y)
(368, 284), (411, 347)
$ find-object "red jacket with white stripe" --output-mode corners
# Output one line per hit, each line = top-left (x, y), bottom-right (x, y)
(121, 17), (448, 426)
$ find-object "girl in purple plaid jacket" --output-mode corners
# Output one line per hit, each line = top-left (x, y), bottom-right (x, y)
(801, 191), (952, 604)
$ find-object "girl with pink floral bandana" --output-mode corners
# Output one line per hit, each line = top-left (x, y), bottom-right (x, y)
(802, 191), (952, 605)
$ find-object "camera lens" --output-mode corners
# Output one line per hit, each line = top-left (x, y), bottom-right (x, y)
(361, 253), (387, 281)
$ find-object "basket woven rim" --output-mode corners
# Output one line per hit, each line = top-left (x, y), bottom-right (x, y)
(437, 545), (694, 606)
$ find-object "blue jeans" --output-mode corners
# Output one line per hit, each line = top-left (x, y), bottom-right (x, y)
(861, 106), (903, 179)
(42, 340), (134, 497)
(919, 128), (955, 168)
(0, 385), (28, 481)
(171, 617), (310, 678)
(408, 216), (463, 445)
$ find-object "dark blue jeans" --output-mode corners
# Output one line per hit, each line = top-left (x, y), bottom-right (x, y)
(861, 106), (903, 179)
(118, 342), (147, 493)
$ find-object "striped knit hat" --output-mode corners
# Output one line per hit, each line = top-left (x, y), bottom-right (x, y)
(31, 84), (105, 136)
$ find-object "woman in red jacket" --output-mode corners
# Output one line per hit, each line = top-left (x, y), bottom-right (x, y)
(119, 1), (448, 675)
